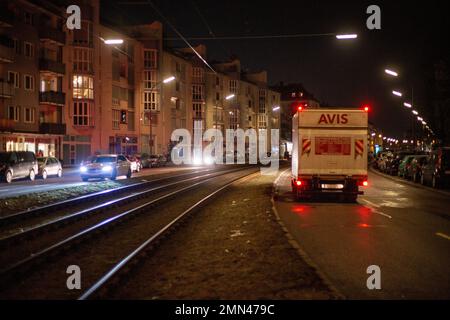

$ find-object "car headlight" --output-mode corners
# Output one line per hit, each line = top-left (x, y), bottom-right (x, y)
(102, 165), (113, 172)
(80, 166), (87, 173)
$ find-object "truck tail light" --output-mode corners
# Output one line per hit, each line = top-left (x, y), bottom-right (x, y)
(362, 180), (368, 187)
(296, 180), (302, 186)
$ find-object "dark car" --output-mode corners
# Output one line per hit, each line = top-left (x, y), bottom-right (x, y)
(0, 151), (38, 183)
(385, 156), (402, 176)
(421, 147), (450, 188)
(409, 155), (428, 182)
(398, 155), (416, 178)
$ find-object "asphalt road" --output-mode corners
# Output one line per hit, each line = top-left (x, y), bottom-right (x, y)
(274, 168), (450, 299)
(0, 166), (203, 199)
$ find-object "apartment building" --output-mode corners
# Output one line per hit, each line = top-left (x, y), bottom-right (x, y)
(0, 0), (66, 158)
(1, 0), (281, 165)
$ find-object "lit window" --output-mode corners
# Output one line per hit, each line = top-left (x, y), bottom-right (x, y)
(143, 91), (159, 111)
(73, 75), (94, 99)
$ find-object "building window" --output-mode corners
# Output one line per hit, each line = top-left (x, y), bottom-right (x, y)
(143, 49), (157, 69)
(112, 85), (120, 106)
(24, 42), (34, 59)
(13, 39), (21, 54)
(192, 67), (204, 83)
(193, 103), (203, 119)
(143, 91), (159, 111)
(143, 70), (157, 89)
(8, 71), (19, 88)
(73, 21), (93, 47)
(216, 76), (220, 86)
(73, 101), (92, 126)
(24, 12), (34, 25)
(258, 114), (267, 129)
(229, 110), (239, 130)
(24, 107), (35, 123)
(73, 75), (94, 99)
(73, 48), (93, 73)
(229, 80), (238, 94)
(120, 110), (127, 124)
(216, 92), (220, 101)
(8, 106), (20, 122)
(112, 110), (120, 129)
(192, 85), (203, 100)
(24, 75), (34, 91)
(259, 89), (266, 113)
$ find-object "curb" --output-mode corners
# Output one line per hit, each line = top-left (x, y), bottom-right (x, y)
(369, 167), (450, 197)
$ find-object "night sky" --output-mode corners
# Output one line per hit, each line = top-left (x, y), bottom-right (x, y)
(103, 0), (450, 137)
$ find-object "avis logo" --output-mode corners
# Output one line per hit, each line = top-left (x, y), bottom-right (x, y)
(318, 114), (348, 125)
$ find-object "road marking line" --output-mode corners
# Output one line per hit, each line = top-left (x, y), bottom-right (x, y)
(360, 199), (381, 208)
(360, 199), (392, 219)
(436, 232), (450, 241)
(274, 168), (290, 186)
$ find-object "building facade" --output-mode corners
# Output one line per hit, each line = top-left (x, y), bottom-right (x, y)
(0, 0), (281, 165)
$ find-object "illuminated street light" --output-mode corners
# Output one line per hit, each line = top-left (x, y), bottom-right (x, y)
(403, 102), (412, 108)
(392, 90), (402, 97)
(412, 110), (419, 115)
(103, 39), (124, 45)
(273, 106), (280, 111)
(163, 76), (176, 83)
(336, 34), (358, 40)
(417, 116), (423, 121)
(226, 94), (235, 100)
(385, 69), (399, 77)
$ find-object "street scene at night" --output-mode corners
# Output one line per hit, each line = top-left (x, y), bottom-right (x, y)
(0, 0), (449, 315)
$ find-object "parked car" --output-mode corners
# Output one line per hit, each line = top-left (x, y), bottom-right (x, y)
(421, 147), (450, 188)
(37, 157), (63, 180)
(0, 151), (38, 183)
(409, 155), (428, 182)
(80, 154), (132, 181)
(157, 155), (168, 167)
(385, 156), (401, 175)
(398, 155), (416, 178)
(126, 156), (141, 172)
(148, 155), (160, 167)
(138, 153), (151, 168)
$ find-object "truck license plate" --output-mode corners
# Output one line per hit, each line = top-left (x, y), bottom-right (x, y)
(321, 184), (344, 189)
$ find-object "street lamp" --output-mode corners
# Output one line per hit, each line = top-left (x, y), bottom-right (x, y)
(403, 102), (412, 108)
(336, 34), (358, 40)
(385, 69), (399, 77)
(103, 39), (124, 45)
(412, 110), (418, 115)
(163, 76), (176, 84)
(392, 90), (402, 97)
(225, 94), (235, 100)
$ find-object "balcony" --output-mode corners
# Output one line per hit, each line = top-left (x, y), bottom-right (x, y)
(39, 122), (66, 135)
(0, 7), (14, 27)
(39, 91), (65, 106)
(39, 26), (66, 45)
(0, 43), (14, 63)
(0, 81), (14, 98)
(39, 59), (65, 75)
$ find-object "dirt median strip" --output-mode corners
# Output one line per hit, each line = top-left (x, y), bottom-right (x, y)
(114, 172), (335, 299)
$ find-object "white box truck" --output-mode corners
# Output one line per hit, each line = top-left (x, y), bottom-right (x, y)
(291, 107), (368, 201)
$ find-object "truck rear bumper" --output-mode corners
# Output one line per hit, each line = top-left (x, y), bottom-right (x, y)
(291, 175), (367, 196)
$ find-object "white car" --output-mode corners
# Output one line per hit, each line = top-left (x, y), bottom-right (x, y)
(80, 154), (132, 181)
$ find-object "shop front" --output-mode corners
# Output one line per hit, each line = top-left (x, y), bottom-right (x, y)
(0, 134), (62, 159)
